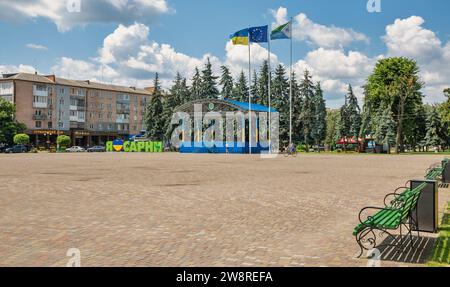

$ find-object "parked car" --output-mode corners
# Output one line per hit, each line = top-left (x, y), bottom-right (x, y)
(5, 145), (28, 153)
(66, 146), (86, 153)
(87, 146), (106, 152)
(0, 144), (9, 153)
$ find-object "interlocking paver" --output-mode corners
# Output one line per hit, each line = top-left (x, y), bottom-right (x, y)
(0, 153), (448, 266)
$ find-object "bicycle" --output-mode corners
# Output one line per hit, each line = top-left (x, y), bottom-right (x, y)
(283, 147), (298, 157)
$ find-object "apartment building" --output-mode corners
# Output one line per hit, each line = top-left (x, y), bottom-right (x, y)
(0, 72), (154, 147)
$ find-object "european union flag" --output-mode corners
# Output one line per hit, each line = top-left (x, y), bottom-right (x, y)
(249, 25), (268, 43)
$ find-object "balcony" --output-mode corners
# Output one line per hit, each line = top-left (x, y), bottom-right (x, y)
(33, 102), (48, 109)
(116, 118), (130, 124)
(33, 89), (48, 97)
(32, 114), (48, 120)
(70, 122), (85, 129)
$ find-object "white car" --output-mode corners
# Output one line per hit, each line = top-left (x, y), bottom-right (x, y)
(66, 146), (86, 153)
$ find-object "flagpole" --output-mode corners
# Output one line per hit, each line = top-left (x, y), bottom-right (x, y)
(268, 30), (272, 154)
(248, 29), (252, 155)
(289, 17), (293, 145)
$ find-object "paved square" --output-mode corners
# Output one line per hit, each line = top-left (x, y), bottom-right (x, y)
(0, 153), (448, 266)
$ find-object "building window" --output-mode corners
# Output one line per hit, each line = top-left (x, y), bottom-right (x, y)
(60, 88), (65, 94)
(58, 122), (64, 128)
(35, 121), (42, 128)
(48, 122), (52, 129)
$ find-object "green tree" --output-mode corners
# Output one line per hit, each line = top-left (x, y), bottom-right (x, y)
(190, 67), (202, 101)
(291, 71), (303, 144)
(325, 109), (341, 150)
(13, 134), (30, 145)
(346, 85), (361, 139)
(57, 135), (71, 148)
(163, 73), (185, 139)
(362, 57), (423, 153)
(409, 104), (427, 151)
(312, 82), (327, 146)
(200, 58), (219, 99)
(373, 102), (396, 153)
(424, 105), (445, 151)
(250, 70), (258, 104)
(439, 88), (450, 148)
(232, 71), (249, 102)
(299, 70), (316, 150)
(0, 98), (26, 144)
(145, 73), (165, 141)
(219, 66), (233, 99)
(257, 60), (270, 106)
(272, 64), (289, 146)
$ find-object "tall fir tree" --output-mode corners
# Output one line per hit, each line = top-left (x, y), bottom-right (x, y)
(272, 64), (289, 146)
(346, 84), (362, 139)
(219, 65), (233, 99)
(290, 71), (303, 144)
(145, 73), (165, 141)
(200, 58), (219, 99)
(257, 60), (270, 106)
(232, 71), (249, 102)
(373, 102), (396, 153)
(250, 70), (259, 104)
(312, 82), (327, 146)
(190, 67), (202, 101)
(424, 105), (445, 150)
(163, 73), (187, 139)
(299, 70), (315, 150)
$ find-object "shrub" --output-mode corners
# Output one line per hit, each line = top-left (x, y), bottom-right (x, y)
(57, 135), (71, 148)
(13, 134), (29, 145)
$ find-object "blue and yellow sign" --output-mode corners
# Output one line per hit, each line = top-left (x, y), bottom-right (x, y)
(106, 141), (163, 153)
(112, 139), (124, 151)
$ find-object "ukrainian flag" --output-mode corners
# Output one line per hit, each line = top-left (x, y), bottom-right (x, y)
(230, 28), (249, 45)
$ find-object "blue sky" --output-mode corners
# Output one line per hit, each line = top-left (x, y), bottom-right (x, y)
(0, 0), (449, 107)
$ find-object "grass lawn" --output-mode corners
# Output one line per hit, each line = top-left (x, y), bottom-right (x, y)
(428, 203), (450, 266)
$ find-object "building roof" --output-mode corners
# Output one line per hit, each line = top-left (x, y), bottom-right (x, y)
(2, 73), (55, 84)
(1, 73), (154, 95)
(224, 99), (278, 113)
(175, 98), (278, 113)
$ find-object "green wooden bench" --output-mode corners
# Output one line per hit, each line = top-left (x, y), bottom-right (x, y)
(353, 182), (426, 258)
(425, 159), (449, 181)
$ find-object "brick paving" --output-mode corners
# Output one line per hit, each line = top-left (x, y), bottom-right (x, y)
(0, 153), (448, 266)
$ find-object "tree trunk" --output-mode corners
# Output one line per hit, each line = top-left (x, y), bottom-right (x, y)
(395, 97), (406, 154)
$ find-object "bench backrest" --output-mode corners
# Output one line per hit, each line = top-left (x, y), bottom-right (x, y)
(394, 182), (426, 220)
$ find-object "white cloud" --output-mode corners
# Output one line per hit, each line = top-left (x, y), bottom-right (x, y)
(26, 43), (48, 50)
(293, 48), (380, 106)
(0, 0), (170, 32)
(51, 22), (277, 90)
(224, 41), (278, 77)
(271, 7), (369, 49)
(0, 64), (37, 74)
(384, 15), (450, 104)
(384, 16), (442, 62)
(51, 22), (222, 89)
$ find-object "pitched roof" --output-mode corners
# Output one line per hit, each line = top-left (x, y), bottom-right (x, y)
(1, 73), (54, 84)
(1, 73), (154, 95)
